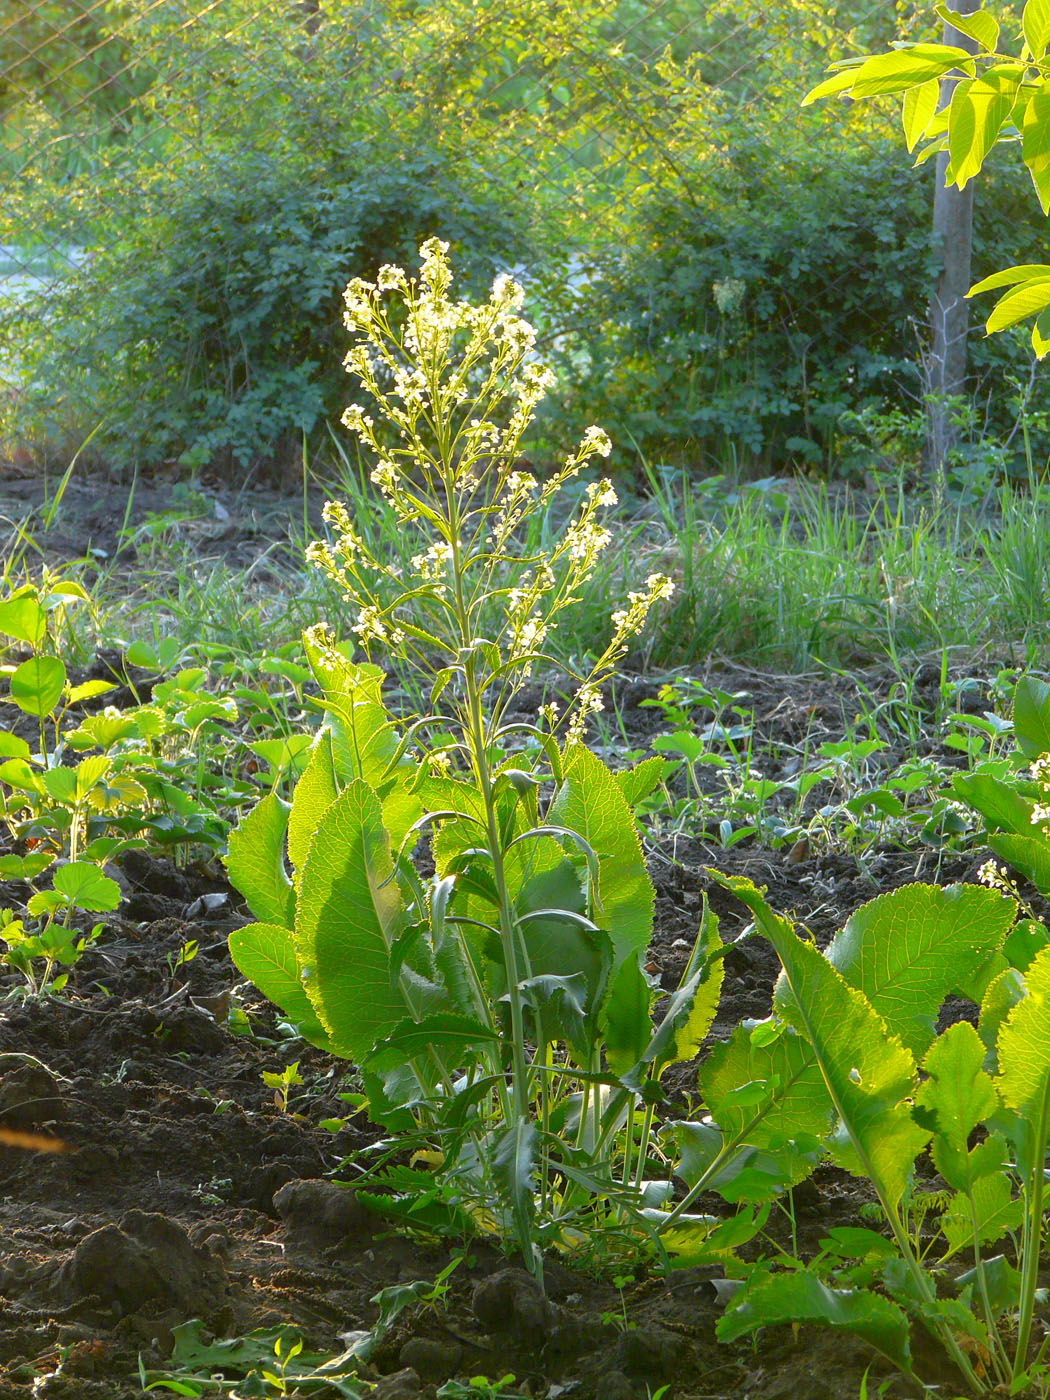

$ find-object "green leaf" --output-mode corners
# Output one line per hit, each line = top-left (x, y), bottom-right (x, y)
(66, 679), (117, 705)
(989, 831), (1050, 895)
(1013, 676), (1050, 759)
(902, 77), (941, 151)
(717, 1272), (912, 1371)
(850, 45), (976, 99)
(700, 1023), (833, 1188)
(825, 883), (1015, 1059)
(603, 956), (653, 1075)
(997, 944), (1050, 1169)
(41, 767), (78, 803)
(915, 1022), (999, 1191)
(1023, 82), (1050, 213)
(969, 262), (1050, 295)
(802, 66), (864, 107)
(722, 878), (928, 1208)
(637, 901), (723, 1079)
(941, 1169), (1022, 1253)
(367, 1011), (498, 1069)
(984, 276), (1050, 334)
(946, 68), (1022, 187)
(953, 771), (1032, 833)
(0, 851), (54, 880)
(10, 656), (66, 718)
(614, 755), (664, 811)
(0, 731), (30, 760)
(491, 1118), (537, 1256)
(1025, 0), (1050, 60)
(224, 792), (295, 928)
(295, 780), (409, 1061)
(1004, 919), (1050, 972)
(227, 921), (334, 1051)
(935, 4), (1000, 51)
(548, 744), (654, 972)
(0, 595), (45, 647)
(287, 734), (338, 879)
(52, 861), (121, 911)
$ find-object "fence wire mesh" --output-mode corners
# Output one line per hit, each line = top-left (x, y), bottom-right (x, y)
(1, 0), (1045, 475)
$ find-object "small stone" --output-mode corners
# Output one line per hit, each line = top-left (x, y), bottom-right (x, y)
(373, 1366), (421, 1400)
(471, 1267), (549, 1339)
(398, 1336), (461, 1381)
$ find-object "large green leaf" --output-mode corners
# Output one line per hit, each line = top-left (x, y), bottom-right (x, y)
(224, 792), (295, 928)
(952, 771), (1033, 833)
(1025, 0), (1050, 61)
(938, 4), (999, 48)
(902, 76), (940, 151)
(548, 744), (654, 971)
(984, 275), (1050, 335)
(227, 920), (334, 1051)
(1023, 81), (1050, 214)
(287, 734), (339, 879)
(915, 1022), (999, 1191)
(946, 67), (1022, 188)
(725, 879), (929, 1208)
(717, 1272), (912, 1371)
(997, 943), (1050, 1172)
(849, 44), (975, 98)
(700, 1023), (832, 1188)
(295, 780), (411, 1061)
(1013, 676), (1050, 758)
(825, 883), (1016, 1058)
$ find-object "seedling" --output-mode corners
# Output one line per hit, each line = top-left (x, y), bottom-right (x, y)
(261, 1061), (304, 1115)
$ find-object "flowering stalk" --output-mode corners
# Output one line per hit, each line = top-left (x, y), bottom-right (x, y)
(305, 240), (674, 1266)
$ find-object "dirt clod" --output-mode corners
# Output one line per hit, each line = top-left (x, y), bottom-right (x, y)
(472, 1266), (550, 1339)
(272, 1177), (372, 1245)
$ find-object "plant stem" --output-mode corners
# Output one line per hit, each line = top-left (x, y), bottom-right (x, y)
(1013, 1077), (1050, 1386)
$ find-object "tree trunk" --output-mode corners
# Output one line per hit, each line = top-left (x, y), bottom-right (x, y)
(925, 0), (980, 474)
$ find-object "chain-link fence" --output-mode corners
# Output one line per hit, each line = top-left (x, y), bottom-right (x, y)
(1, 0), (1046, 478)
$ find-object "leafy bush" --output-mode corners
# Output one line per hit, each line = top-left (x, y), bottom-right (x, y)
(544, 123), (1050, 473)
(7, 143), (523, 475)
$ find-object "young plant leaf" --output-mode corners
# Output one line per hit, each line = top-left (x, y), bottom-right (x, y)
(51, 862), (121, 911)
(10, 656), (66, 718)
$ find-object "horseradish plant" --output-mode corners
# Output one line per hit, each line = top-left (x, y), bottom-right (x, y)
(224, 242), (723, 1276)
